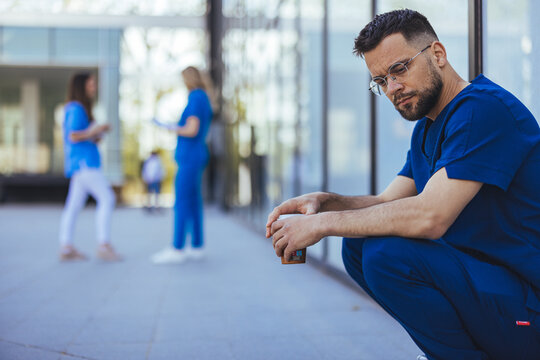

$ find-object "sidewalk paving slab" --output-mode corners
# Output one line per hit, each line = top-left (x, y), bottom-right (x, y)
(0, 205), (421, 360)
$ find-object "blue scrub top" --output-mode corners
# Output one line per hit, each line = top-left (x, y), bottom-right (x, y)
(175, 89), (213, 165)
(399, 75), (540, 298)
(63, 101), (101, 178)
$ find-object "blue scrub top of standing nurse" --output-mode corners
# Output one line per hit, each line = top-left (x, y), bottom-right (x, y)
(175, 88), (213, 164)
(63, 101), (101, 178)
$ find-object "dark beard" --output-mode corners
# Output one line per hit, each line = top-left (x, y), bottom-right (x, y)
(394, 65), (443, 121)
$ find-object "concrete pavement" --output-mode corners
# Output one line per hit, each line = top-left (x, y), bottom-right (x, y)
(0, 205), (421, 360)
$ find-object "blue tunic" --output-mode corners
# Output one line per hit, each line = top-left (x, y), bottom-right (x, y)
(175, 89), (213, 165)
(63, 101), (101, 178)
(399, 75), (540, 297)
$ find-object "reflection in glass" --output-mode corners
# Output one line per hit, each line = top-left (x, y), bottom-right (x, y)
(54, 29), (99, 63)
(485, 0), (540, 123)
(2, 27), (49, 63)
(120, 27), (206, 203)
(221, 0), (305, 229)
(0, 0), (207, 16)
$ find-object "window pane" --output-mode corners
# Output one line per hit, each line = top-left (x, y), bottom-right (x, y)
(299, 0), (324, 196)
(54, 28), (99, 63)
(485, 0), (540, 123)
(0, 0), (207, 17)
(0, 85), (22, 174)
(328, 0), (371, 196)
(120, 27), (206, 202)
(326, 0), (371, 270)
(2, 27), (49, 63)
(298, 0), (324, 259)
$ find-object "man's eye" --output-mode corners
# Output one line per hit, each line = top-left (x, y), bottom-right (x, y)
(373, 78), (386, 86)
(390, 64), (407, 75)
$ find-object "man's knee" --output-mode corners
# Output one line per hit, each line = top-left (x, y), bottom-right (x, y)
(362, 236), (426, 292)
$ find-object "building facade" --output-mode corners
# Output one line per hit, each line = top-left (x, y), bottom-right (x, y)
(0, 10), (206, 202)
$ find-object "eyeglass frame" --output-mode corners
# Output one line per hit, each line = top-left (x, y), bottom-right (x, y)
(369, 44), (432, 96)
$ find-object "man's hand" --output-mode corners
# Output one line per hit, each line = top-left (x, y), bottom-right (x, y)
(270, 214), (324, 260)
(265, 192), (326, 238)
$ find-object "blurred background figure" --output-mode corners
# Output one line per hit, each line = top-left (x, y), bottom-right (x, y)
(58, 73), (122, 262)
(141, 149), (165, 213)
(150, 66), (213, 264)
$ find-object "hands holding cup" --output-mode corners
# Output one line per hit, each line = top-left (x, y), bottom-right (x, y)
(276, 215), (307, 264)
(266, 193), (328, 265)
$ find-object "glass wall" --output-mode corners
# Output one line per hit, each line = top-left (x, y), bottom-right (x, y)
(0, 84), (23, 174)
(221, 0), (303, 228)
(1, 27), (50, 63)
(119, 27), (206, 204)
(0, 0), (207, 16)
(221, 0), (504, 276)
(220, 0), (374, 267)
(298, 0), (325, 259)
(325, 0), (371, 269)
(485, 0), (540, 123)
(299, 0), (324, 197)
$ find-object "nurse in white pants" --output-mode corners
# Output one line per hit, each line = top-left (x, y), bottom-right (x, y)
(59, 73), (121, 261)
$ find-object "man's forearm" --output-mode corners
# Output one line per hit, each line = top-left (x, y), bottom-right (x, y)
(319, 192), (384, 212)
(318, 195), (440, 240)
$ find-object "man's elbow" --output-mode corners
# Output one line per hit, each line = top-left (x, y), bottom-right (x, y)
(419, 213), (450, 240)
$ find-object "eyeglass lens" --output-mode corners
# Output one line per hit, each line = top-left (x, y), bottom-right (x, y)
(370, 62), (409, 95)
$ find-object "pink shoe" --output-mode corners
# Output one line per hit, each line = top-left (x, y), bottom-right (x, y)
(59, 246), (88, 262)
(97, 244), (123, 262)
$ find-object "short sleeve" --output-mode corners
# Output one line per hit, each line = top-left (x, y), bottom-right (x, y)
(398, 150), (413, 178)
(434, 95), (534, 191)
(65, 104), (89, 132)
(183, 91), (206, 120)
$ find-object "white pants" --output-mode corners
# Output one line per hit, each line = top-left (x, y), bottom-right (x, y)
(59, 168), (116, 246)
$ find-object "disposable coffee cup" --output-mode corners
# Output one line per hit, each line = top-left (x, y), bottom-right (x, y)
(277, 214), (307, 264)
(281, 248), (307, 264)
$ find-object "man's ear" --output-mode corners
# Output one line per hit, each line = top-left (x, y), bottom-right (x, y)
(431, 41), (448, 67)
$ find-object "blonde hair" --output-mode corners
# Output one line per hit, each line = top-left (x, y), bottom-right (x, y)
(182, 66), (216, 109)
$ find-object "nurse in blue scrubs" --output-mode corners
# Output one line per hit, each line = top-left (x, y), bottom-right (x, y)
(59, 73), (122, 262)
(151, 67), (213, 264)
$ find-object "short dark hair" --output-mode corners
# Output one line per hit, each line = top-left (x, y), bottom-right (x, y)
(353, 9), (438, 57)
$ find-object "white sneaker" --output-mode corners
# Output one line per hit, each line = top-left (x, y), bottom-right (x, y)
(417, 355), (428, 360)
(187, 247), (205, 260)
(151, 247), (187, 264)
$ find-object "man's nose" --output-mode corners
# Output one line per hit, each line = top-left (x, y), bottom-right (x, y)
(386, 77), (403, 96)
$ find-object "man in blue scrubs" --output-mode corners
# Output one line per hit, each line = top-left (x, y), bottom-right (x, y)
(266, 9), (540, 360)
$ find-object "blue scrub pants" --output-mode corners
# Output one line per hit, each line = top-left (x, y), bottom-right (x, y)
(173, 163), (205, 249)
(342, 237), (540, 360)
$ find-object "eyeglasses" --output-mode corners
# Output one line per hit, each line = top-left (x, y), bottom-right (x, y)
(369, 45), (431, 96)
